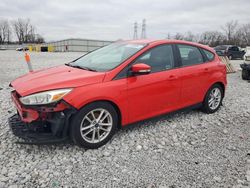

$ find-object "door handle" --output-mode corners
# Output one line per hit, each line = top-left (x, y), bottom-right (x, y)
(204, 68), (209, 73)
(167, 75), (178, 81)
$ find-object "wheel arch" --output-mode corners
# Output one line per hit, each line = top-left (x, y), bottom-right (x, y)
(205, 81), (225, 100)
(78, 99), (122, 129)
(214, 82), (225, 97)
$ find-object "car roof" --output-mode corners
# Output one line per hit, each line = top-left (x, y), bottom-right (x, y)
(124, 39), (213, 51)
(125, 39), (198, 45)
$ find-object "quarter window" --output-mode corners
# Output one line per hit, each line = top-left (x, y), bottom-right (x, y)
(202, 49), (215, 61)
(134, 45), (174, 73)
(178, 45), (204, 66)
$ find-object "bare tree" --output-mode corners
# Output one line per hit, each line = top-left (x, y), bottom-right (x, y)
(0, 19), (11, 44)
(174, 33), (184, 40)
(12, 18), (35, 44)
(183, 31), (200, 42)
(36, 34), (45, 43)
(12, 18), (45, 44)
(240, 24), (250, 46)
(0, 20), (4, 44)
(166, 33), (171, 39)
(25, 25), (36, 43)
(6, 22), (11, 44)
(165, 20), (250, 47)
(222, 20), (238, 44)
(12, 18), (24, 44)
(199, 31), (225, 47)
(184, 31), (195, 42)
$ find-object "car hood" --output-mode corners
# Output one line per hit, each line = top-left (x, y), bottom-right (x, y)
(11, 65), (106, 96)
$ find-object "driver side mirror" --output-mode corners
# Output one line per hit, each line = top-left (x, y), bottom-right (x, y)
(131, 63), (151, 75)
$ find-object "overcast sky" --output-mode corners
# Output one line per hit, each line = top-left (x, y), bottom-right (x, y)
(1, 0), (250, 42)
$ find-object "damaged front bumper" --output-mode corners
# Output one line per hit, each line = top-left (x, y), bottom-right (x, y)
(8, 91), (76, 144)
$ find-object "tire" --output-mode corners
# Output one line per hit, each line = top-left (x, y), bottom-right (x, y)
(228, 55), (233, 60)
(242, 69), (249, 80)
(70, 102), (118, 149)
(202, 84), (223, 114)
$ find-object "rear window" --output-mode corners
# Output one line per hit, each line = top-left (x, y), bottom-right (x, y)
(214, 46), (227, 50)
(202, 49), (215, 61)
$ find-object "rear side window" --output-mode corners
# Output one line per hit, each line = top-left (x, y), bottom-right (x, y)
(202, 49), (215, 61)
(231, 46), (239, 51)
(177, 44), (204, 66)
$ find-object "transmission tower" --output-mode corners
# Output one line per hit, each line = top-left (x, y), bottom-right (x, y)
(133, 22), (138, 39)
(141, 19), (146, 39)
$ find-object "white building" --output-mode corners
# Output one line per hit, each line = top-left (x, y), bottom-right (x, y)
(46, 38), (112, 52)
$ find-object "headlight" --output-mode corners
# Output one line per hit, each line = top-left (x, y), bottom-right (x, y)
(20, 88), (72, 105)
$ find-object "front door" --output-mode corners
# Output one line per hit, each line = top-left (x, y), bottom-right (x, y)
(126, 44), (181, 123)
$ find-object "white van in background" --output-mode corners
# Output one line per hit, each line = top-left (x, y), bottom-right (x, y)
(244, 46), (250, 62)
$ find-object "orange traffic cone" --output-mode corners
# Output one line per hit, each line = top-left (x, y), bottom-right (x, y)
(24, 53), (33, 72)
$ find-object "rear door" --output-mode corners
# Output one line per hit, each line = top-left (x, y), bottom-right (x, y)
(230, 46), (240, 58)
(126, 44), (182, 123)
(176, 44), (208, 107)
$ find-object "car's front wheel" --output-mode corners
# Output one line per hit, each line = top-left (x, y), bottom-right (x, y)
(202, 84), (223, 114)
(70, 102), (118, 149)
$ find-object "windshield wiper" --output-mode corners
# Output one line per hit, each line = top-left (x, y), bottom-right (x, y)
(65, 62), (73, 66)
(65, 63), (97, 72)
(79, 66), (97, 72)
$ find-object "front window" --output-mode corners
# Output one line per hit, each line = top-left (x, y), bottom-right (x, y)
(133, 45), (175, 73)
(70, 42), (146, 71)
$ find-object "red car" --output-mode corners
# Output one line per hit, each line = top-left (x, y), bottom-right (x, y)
(9, 40), (227, 149)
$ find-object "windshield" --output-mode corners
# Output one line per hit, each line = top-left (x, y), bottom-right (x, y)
(70, 42), (146, 71)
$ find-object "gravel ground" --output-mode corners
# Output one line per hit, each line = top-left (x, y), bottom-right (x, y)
(0, 51), (249, 188)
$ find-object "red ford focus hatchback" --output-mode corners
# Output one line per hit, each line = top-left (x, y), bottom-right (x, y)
(9, 40), (227, 149)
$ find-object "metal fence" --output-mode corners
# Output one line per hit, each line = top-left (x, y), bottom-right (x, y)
(0, 38), (113, 52)
(0, 44), (22, 50)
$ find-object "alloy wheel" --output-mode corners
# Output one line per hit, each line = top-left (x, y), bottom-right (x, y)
(208, 88), (222, 110)
(80, 108), (113, 144)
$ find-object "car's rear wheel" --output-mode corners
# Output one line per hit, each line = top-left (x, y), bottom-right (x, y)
(70, 102), (118, 149)
(202, 84), (223, 114)
(228, 55), (233, 60)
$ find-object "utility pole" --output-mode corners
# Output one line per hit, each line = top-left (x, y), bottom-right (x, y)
(133, 22), (138, 39)
(141, 19), (146, 39)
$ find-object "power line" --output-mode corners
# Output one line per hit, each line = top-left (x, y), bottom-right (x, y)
(133, 22), (138, 39)
(141, 19), (146, 39)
